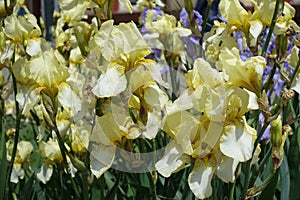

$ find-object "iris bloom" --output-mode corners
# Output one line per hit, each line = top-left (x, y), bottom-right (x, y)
(144, 11), (192, 55)
(7, 141), (33, 183)
(216, 47), (266, 95)
(37, 139), (77, 184)
(91, 20), (163, 98)
(156, 58), (258, 199)
(90, 65), (168, 178)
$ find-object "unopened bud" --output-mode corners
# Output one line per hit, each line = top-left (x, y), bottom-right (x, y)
(270, 115), (282, 148)
(41, 104), (55, 130)
(68, 154), (87, 172)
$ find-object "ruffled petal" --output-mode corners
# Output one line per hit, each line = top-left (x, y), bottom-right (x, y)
(188, 159), (214, 199)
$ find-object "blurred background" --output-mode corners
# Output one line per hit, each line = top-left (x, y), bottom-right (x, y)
(24, 0), (300, 40)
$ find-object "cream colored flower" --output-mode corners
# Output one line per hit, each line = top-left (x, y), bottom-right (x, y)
(144, 11), (191, 54)
(4, 13), (41, 43)
(216, 47), (266, 95)
(6, 140), (33, 183)
(92, 20), (155, 97)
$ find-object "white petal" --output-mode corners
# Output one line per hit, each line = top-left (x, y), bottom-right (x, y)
(291, 73), (300, 94)
(58, 83), (82, 116)
(175, 120), (199, 155)
(249, 21), (263, 47)
(118, 0), (133, 13)
(16, 87), (41, 116)
(246, 89), (259, 110)
(155, 140), (188, 177)
(90, 143), (116, 178)
(10, 164), (25, 183)
(26, 39), (42, 56)
(37, 163), (53, 184)
(143, 111), (160, 139)
(92, 67), (127, 97)
(166, 91), (193, 115)
(216, 156), (239, 183)
(220, 120), (255, 162)
(188, 159), (214, 199)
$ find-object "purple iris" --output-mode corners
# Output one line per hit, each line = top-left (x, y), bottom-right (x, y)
(180, 8), (203, 33)
(259, 113), (271, 140)
(180, 8), (189, 28)
(179, 8), (203, 61)
(235, 31), (251, 61)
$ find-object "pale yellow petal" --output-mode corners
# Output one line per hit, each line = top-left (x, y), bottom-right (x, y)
(155, 140), (188, 177)
(92, 67), (127, 97)
(220, 119), (255, 162)
(37, 163), (53, 184)
(188, 159), (213, 199)
(90, 143), (116, 178)
(216, 156), (239, 183)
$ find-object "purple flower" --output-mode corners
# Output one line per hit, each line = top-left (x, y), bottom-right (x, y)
(234, 31), (251, 61)
(259, 113), (271, 140)
(179, 8), (204, 61)
(180, 8), (189, 28)
(193, 10), (203, 29)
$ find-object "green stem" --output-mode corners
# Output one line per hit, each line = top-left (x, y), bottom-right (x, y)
(229, 181), (236, 200)
(261, 0), (282, 57)
(0, 117), (7, 200)
(53, 123), (69, 168)
(249, 146), (272, 187)
(71, 177), (81, 198)
(200, 3), (211, 47)
(5, 72), (21, 198)
(151, 139), (157, 200)
(107, 0), (114, 20)
(240, 122), (270, 199)
(246, 171), (277, 199)
(81, 172), (89, 200)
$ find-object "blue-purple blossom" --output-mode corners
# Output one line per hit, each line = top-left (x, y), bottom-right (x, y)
(235, 31), (251, 61)
(180, 8), (203, 32)
(259, 113), (271, 140)
(193, 10), (203, 30)
(180, 8), (189, 28)
(179, 8), (203, 61)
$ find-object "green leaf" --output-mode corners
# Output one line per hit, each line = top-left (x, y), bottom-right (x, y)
(0, 120), (7, 200)
(280, 154), (290, 200)
(30, 151), (43, 172)
(288, 130), (300, 200)
(20, 175), (35, 200)
(258, 170), (279, 200)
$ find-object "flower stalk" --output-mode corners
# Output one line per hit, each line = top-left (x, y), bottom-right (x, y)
(261, 0), (282, 57)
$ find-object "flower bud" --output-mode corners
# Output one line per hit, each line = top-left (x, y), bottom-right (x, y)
(270, 115), (282, 148)
(6, 128), (16, 137)
(68, 154), (87, 172)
